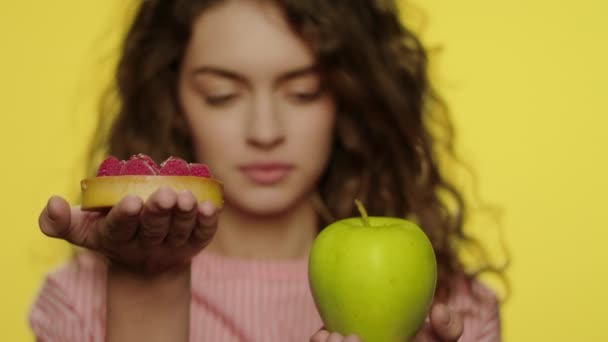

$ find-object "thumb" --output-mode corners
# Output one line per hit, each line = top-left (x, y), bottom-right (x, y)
(39, 196), (73, 238)
(430, 303), (463, 341)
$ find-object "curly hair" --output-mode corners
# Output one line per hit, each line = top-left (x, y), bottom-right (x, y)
(88, 0), (507, 303)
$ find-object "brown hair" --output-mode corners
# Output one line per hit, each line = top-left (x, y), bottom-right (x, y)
(89, 0), (507, 303)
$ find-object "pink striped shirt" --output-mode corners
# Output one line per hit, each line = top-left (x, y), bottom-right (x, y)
(29, 251), (501, 341)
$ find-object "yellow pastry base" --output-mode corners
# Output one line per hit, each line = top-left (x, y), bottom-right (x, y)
(80, 175), (223, 210)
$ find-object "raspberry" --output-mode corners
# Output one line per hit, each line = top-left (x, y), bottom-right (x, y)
(96, 156), (123, 176)
(120, 158), (157, 175)
(189, 163), (212, 178)
(130, 153), (160, 173)
(159, 156), (189, 176)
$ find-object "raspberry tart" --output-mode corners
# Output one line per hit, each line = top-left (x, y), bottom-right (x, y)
(80, 154), (223, 210)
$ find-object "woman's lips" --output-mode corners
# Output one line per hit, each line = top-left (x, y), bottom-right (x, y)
(239, 162), (294, 185)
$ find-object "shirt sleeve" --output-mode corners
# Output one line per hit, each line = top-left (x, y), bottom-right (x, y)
(456, 278), (502, 342)
(28, 252), (107, 342)
(470, 280), (501, 341)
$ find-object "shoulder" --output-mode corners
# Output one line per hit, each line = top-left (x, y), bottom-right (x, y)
(28, 251), (107, 342)
(448, 275), (502, 342)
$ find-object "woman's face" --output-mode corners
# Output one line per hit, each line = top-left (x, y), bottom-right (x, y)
(178, 0), (336, 216)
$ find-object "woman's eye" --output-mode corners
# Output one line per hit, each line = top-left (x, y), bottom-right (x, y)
(289, 90), (322, 103)
(205, 94), (237, 106)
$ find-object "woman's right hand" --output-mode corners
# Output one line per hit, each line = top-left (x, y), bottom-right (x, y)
(310, 330), (361, 342)
(38, 187), (221, 275)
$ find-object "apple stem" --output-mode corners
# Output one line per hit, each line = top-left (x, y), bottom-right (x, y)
(354, 199), (371, 227)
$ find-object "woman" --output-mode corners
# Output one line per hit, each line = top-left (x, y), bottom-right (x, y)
(32, 0), (503, 341)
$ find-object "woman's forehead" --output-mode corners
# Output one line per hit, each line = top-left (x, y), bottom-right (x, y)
(183, 0), (315, 77)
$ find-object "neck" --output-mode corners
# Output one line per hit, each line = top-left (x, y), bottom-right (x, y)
(205, 198), (318, 260)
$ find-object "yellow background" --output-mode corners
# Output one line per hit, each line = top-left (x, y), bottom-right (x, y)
(1, 1), (606, 341)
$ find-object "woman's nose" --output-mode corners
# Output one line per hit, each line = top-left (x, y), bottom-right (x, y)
(245, 95), (285, 149)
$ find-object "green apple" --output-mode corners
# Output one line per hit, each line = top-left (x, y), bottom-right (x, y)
(308, 200), (437, 342)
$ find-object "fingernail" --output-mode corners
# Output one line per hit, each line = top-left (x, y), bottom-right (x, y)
(199, 201), (215, 216)
(123, 196), (142, 216)
(156, 188), (177, 210)
(177, 191), (196, 212)
(157, 186), (171, 193)
(179, 189), (193, 196)
(436, 303), (451, 326)
(46, 196), (59, 221)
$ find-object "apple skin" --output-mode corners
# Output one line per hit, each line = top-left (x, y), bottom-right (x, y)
(308, 216), (437, 342)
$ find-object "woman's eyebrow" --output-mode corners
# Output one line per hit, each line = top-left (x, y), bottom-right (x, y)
(277, 64), (319, 82)
(191, 64), (318, 83)
(191, 66), (244, 82)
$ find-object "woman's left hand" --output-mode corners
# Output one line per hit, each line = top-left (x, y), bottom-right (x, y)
(310, 302), (463, 342)
(413, 303), (463, 342)
(310, 330), (362, 342)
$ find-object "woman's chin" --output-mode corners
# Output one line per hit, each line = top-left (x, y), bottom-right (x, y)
(224, 189), (311, 218)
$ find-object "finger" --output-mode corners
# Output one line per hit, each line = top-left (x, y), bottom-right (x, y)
(430, 303), (463, 342)
(191, 201), (220, 248)
(166, 190), (197, 246)
(39, 196), (105, 250)
(412, 322), (436, 342)
(139, 187), (177, 246)
(98, 195), (143, 247)
(39, 196), (72, 239)
(310, 329), (330, 342)
(344, 335), (363, 342)
(327, 332), (345, 342)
